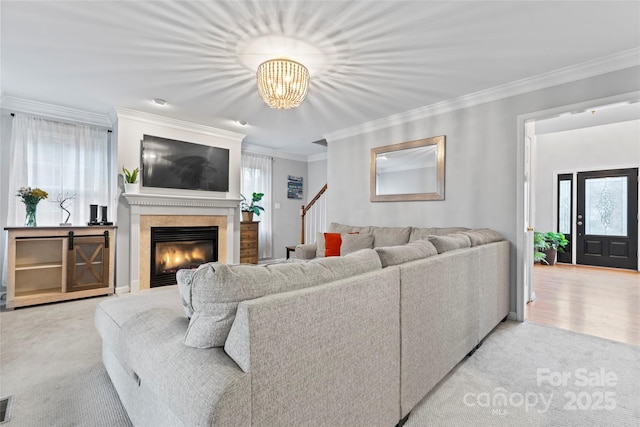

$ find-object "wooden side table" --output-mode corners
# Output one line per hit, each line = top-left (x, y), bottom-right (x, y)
(240, 221), (259, 264)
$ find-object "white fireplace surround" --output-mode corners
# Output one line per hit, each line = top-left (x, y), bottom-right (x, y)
(124, 192), (240, 292)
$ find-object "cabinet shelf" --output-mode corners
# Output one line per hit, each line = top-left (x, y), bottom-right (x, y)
(15, 263), (63, 271)
(15, 287), (62, 298)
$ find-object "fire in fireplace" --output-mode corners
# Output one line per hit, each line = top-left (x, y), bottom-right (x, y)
(150, 226), (218, 287)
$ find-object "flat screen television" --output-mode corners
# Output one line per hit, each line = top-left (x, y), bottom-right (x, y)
(141, 135), (230, 192)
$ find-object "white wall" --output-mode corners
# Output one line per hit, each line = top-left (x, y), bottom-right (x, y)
(307, 156), (327, 201)
(114, 109), (244, 289)
(326, 66), (640, 313)
(533, 120), (640, 233)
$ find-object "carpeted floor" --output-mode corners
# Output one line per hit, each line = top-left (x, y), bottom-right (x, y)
(1, 296), (638, 426)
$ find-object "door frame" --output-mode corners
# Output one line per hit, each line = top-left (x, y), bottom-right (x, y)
(515, 90), (640, 321)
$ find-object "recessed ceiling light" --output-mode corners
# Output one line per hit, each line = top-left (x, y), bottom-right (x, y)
(151, 98), (167, 106)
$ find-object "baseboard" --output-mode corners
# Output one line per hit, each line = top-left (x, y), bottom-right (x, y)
(115, 285), (130, 294)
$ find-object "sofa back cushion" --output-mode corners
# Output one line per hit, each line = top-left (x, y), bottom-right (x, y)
(428, 234), (472, 253)
(182, 249), (382, 348)
(409, 226), (470, 242)
(375, 240), (438, 267)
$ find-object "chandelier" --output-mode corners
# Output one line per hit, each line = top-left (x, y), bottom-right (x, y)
(256, 58), (310, 109)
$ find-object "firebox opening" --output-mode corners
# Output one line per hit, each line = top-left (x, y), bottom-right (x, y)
(150, 226), (218, 287)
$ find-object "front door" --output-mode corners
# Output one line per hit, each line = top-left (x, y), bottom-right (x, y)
(576, 168), (638, 270)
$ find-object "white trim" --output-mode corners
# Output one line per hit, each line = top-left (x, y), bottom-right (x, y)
(307, 152), (328, 162)
(113, 106), (245, 142)
(0, 96), (112, 128)
(325, 48), (640, 142)
(242, 142), (310, 162)
(123, 192), (241, 208)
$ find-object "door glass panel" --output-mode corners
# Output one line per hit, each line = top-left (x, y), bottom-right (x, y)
(558, 180), (571, 234)
(584, 177), (627, 236)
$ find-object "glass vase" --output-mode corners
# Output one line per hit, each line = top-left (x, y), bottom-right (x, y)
(24, 202), (38, 227)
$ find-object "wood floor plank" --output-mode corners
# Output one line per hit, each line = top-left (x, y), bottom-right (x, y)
(527, 264), (640, 346)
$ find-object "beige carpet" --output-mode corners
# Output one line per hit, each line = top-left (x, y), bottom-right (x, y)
(1, 296), (638, 426)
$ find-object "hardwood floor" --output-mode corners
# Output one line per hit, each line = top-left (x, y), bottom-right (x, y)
(527, 264), (640, 346)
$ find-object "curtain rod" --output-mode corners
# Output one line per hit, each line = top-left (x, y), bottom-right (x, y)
(9, 112), (112, 132)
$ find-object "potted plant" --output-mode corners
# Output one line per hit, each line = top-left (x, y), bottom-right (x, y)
(123, 166), (140, 193)
(534, 231), (568, 265)
(241, 192), (264, 222)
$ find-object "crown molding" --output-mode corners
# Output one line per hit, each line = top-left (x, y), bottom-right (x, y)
(242, 142), (310, 162)
(307, 152), (327, 162)
(113, 106), (246, 143)
(0, 96), (112, 128)
(324, 48), (640, 142)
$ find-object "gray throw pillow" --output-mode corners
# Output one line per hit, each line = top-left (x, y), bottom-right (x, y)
(474, 228), (504, 243)
(375, 240), (438, 267)
(456, 230), (487, 246)
(428, 234), (472, 253)
(184, 249), (382, 348)
(340, 233), (375, 255)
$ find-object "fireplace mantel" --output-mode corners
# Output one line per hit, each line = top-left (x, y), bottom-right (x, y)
(124, 192), (240, 292)
(124, 193), (241, 209)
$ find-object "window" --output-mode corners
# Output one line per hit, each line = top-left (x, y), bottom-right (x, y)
(6, 114), (114, 226)
(241, 153), (272, 259)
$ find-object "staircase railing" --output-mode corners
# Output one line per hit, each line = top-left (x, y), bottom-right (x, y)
(300, 184), (327, 244)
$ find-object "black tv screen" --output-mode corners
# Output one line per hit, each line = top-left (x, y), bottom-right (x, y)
(141, 135), (229, 192)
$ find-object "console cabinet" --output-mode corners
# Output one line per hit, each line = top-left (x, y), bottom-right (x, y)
(5, 226), (116, 309)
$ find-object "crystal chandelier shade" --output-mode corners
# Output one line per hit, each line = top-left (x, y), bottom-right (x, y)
(256, 58), (310, 109)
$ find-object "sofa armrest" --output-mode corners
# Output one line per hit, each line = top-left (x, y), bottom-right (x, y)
(224, 267), (401, 426)
(295, 242), (317, 259)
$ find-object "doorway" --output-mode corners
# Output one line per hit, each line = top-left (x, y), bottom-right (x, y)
(516, 91), (640, 322)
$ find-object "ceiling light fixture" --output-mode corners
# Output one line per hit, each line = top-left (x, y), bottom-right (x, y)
(256, 58), (309, 109)
(151, 98), (167, 106)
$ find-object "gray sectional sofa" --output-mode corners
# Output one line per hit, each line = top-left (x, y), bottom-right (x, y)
(95, 223), (510, 426)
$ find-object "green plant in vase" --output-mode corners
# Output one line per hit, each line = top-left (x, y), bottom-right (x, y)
(123, 166), (140, 193)
(241, 192), (265, 222)
(17, 187), (48, 227)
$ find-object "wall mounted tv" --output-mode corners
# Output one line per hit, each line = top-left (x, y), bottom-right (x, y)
(141, 135), (229, 192)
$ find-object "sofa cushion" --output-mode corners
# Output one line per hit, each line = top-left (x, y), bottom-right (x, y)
(183, 249), (382, 348)
(375, 240), (438, 267)
(455, 229), (504, 246)
(372, 226), (412, 247)
(428, 234), (472, 253)
(409, 226), (470, 242)
(341, 233), (375, 255)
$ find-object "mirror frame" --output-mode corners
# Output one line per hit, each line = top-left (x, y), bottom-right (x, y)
(370, 135), (445, 202)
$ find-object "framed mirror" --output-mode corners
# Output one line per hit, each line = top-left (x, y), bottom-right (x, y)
(370, 135), (445, 201)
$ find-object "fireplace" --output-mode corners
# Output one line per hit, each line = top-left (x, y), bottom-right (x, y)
(150, 226), (218, 287)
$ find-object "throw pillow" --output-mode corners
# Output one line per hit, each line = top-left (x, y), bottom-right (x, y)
(340, 233), (375, 255)
(183, 249), (383, 348)
(372, 226), (412, 247)
(428, 234), (472, 254)
(176, 269), (196, 318)
(324, 232), (342, 257)
(375, 240), (438, 267)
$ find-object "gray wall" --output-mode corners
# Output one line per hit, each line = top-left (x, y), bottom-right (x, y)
(326, 66), (640, 313)
(271, 157), (307, 259)
(307, 157), (327, 201)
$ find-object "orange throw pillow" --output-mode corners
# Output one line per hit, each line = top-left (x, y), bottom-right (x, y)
(324, 232), (342, 257)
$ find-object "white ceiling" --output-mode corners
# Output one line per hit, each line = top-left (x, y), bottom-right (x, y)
(2, 1), (639, 157)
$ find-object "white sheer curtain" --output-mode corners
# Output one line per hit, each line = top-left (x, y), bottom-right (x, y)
(241, 152), (272, 259)
(6, 114), (113, 227)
